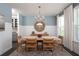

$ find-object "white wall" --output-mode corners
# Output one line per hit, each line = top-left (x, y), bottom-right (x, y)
(0, 4), (12, 55)
(19, 25), (57, 36)
(0, 22), (12, 55)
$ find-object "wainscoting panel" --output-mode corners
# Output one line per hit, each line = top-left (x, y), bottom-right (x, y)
(19, 25), (57, 36)
(0, 22), (12, 55)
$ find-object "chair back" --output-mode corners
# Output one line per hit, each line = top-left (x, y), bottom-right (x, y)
(26, 38), (37, 44)
(17, 36), (22, 44)
(26, 38), (37, 51)
(58, 36), (63, 44)
(43, 38), (54, 44)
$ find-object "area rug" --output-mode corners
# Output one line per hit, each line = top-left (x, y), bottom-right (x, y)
(9, 48), (72, 56)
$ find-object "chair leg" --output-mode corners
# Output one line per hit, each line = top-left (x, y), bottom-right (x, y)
(60, 45), (63, 51)
(16, 47), (19, 56)
(26, 47), (28, 51)
(17, 47), (19, 52)
(17, 46), (19, 52)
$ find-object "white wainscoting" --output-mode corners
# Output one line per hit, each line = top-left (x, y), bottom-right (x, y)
(0, 22), (12, 55)
(19, 25), (57, 36)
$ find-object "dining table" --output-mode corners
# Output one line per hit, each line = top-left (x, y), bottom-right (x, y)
(20, 36), (62, 50)
(22, 36), (61, 43)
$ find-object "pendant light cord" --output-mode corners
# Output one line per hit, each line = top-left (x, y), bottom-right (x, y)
(38, 6), (41, 17)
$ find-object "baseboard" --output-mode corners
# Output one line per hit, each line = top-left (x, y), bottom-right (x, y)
(63, 45), (79, 56)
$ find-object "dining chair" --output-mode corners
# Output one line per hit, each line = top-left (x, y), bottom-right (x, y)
(43, 38), (55, 51)
(26, 38), (37, 51)
(16, 36), (26, 54)
(58, 36), (64, 51)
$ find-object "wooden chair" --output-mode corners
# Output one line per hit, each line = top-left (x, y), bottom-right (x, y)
(58, 36), (63, 45)
(26, 38), (37, 51)
(58, 36), (64, 51)
(43, 38), (55, 51)
(16, 36), (26, 54)
(52, 40), (59, 49)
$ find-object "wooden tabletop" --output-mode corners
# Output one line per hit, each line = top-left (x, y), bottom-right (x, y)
(22, 36), (61, 43)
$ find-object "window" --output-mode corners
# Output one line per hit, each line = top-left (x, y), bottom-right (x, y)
(57, 15), (64, 36)
(12, 19), (13, 27)
(74, 7), (79, 41)
(15, 19), (17, 27)
(12, 18), (18, 30)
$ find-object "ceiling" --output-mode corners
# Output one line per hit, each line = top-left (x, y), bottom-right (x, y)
(6, 3), (70, 16)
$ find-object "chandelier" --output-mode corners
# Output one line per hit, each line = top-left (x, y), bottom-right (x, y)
(34, 6), (45, 21)
(34, 6), (45, 32)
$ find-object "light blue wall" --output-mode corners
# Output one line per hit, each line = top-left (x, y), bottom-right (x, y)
(45, 16), (57, 26)
(19, 16), (57, 26)
(0, 3), (12, 23)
